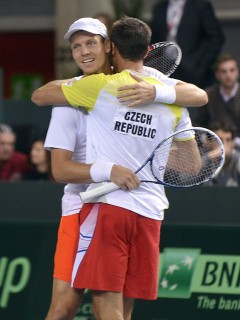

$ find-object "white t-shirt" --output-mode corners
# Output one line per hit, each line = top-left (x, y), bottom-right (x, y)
(44, 69), (172, 216)
(62, 69), (192, 220)
(44, 105), (88, 216)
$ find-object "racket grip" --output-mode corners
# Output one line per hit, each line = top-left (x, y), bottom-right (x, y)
(80, 182), (120, 203)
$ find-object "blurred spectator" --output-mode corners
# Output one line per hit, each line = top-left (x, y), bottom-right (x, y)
(22, 138), (52, 181)
(150, 0), (225, 88)
(93, 12), (114, 33)
(205, 122), (240, 186)
(0, 123), (30, 181)
(194, 53), (240, 145)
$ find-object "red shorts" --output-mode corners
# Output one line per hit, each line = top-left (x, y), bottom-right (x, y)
(73, 203), (162, 300)
(53, 214), (79, 282)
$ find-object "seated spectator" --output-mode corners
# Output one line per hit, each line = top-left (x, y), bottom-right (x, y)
(0, 123), (30, 181)
(22, 138), (52, 181)
(194, 53), (240, 142)
(205, 122), (240, 186)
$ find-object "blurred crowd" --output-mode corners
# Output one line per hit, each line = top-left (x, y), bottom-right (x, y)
(0, 123), (52, 182)
(1, 1), (240, 186)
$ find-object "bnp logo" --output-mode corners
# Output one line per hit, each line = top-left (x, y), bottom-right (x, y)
(158, 248), (200, 298)
(158, 248), (240, 299)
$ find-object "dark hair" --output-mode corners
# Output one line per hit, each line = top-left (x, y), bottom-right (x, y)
(209, 121), (237, 137)
(110, 16), (151, 61)
(214, 53), (238, 71)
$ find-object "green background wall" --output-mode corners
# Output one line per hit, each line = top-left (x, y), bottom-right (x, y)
(0, 182), (240, 319)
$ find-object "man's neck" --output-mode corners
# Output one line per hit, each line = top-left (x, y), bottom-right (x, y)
(102, 62), (113, 75)
(117, 60), (144, 73)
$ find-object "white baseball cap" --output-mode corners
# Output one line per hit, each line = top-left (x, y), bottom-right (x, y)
(64, 17), (108, 40)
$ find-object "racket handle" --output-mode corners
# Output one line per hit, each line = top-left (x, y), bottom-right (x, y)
(80, 182), (120, 203)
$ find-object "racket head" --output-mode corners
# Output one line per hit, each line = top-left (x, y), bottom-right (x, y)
(148, 127), (225, 188)
(144, 41), (182, 76)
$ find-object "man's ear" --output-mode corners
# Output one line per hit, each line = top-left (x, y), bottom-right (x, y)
(111, 42), (116, 56)
(105, 38), (111, 53)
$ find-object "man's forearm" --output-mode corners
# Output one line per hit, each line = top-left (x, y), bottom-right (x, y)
(51, 149), (140, 190)
(51, 159), (92, 184)
(31, 79), (71, 106)
(117, 74), (208, 108)
(174, 82), (208, 107)
(32, 75), (208, 109)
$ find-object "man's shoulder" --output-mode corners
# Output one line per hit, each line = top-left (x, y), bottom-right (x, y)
(52, 105), (87, 115)
(75, 70), (131, 83)
(100, 70), (134, 84)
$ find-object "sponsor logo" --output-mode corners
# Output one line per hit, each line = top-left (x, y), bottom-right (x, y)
(158, 248), (240, 311)
(0, 257), (31, 308)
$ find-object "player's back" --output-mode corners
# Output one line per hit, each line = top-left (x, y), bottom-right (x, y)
(84, 70), (191, 219)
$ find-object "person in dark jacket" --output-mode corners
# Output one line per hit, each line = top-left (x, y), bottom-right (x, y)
(150, 0), (225, 88)
(194, 53), (240, 141)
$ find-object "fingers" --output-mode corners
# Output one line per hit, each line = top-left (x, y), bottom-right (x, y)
(117, 82), (155, 107)
(117, 176), (140, 190)
(117, 85), (139, 104)
(129, 72), (143, 82)
(110, 165), (140, 191)
(118, 84), (137, 92)
(117, 87), (145, 106)
(117, 73), (143, 91)
(117, 89), (144, 107)
(117, 94), (137, 102)
(126, 99), (143, 107)
(123, 174), (141, 190)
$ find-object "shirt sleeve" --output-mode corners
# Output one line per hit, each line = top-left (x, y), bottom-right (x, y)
(143, 66), (179, 86)
(44, 106), (83, 151)
(143, 66), (165, 79)
(175, 108), (193, 132)
(61, 73), (108, 110)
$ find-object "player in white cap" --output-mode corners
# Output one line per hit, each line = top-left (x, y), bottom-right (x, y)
(32, 17), (207, 320)
(33, 16), (208, 320)
(42, 17), (139, 320)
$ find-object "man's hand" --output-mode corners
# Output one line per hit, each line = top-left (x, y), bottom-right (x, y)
(117, 73), (156, 107)
(110, 164), (140, 190)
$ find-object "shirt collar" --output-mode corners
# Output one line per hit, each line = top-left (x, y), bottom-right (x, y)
(220, 82), (239, 102)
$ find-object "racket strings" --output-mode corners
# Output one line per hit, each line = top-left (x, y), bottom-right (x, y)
(150, 130), (224, 187)
(144, 43), (180, 76)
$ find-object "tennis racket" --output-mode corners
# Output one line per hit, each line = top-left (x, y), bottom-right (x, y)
(80, 127), (225, 202)
(144, 41), (182, 76)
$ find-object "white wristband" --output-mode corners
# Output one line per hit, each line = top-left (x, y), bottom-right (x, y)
(90, 160), (115, 182)
(154, 84), (176, 104)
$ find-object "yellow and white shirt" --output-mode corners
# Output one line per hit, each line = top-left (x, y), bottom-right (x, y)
(62, 69), (192, 220)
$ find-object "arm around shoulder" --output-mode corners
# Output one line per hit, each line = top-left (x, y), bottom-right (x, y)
(174, 82), (208, 107)
(31, 79), (72, 106)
